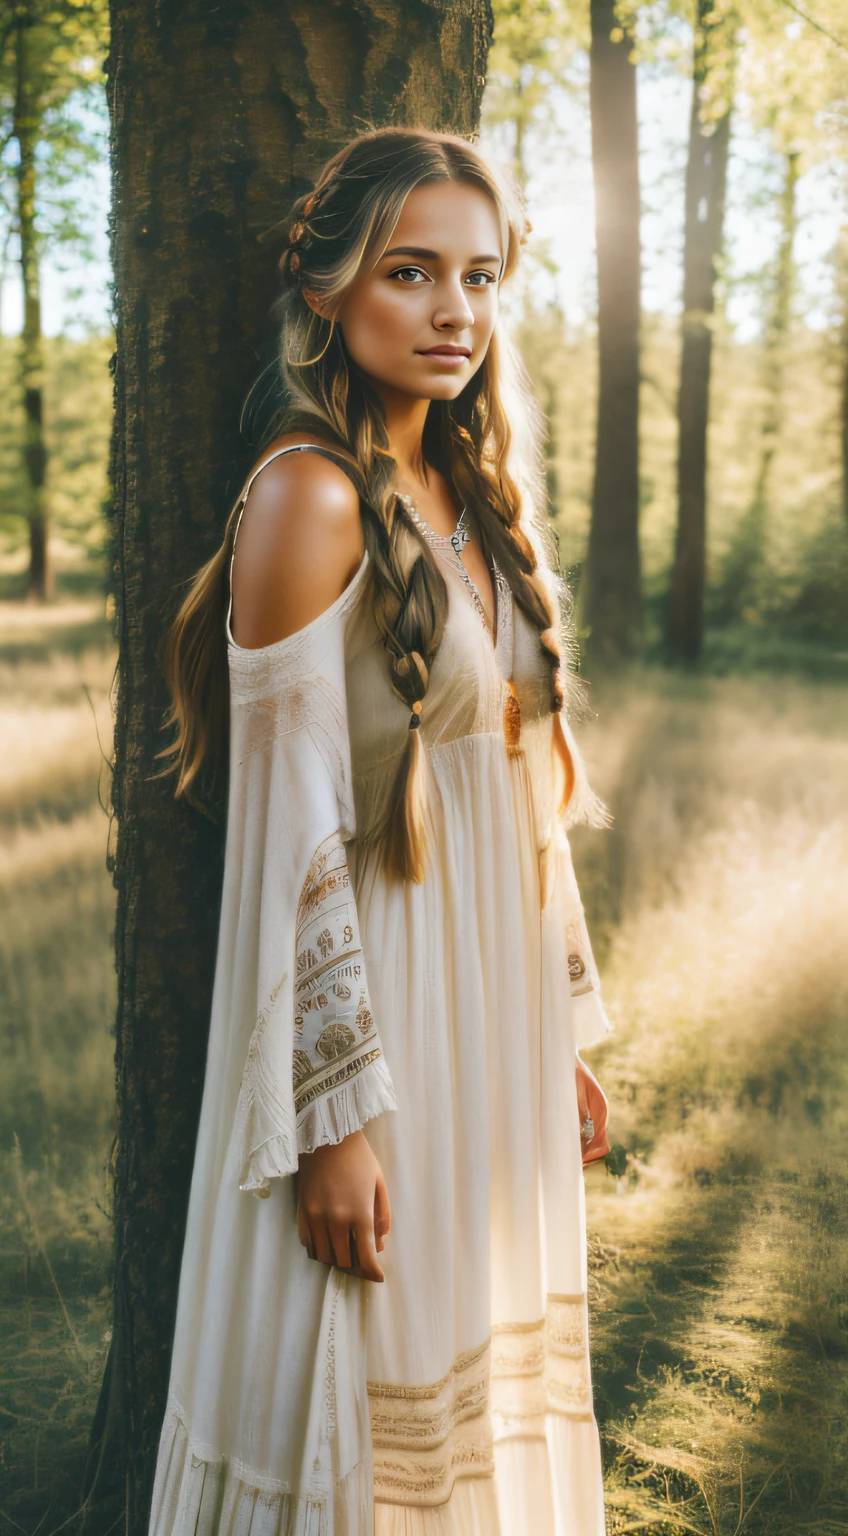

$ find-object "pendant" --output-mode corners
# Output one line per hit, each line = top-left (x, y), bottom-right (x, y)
(450, 516), (471, 557)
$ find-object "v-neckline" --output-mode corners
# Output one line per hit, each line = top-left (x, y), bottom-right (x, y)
(403, 503), (500, 651)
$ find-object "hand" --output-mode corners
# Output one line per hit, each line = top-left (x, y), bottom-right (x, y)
(576, 1055), (610, 1164)
(295, 1130), (391, 1283)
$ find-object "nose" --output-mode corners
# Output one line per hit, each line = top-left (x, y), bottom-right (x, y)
(433, 277), (474, 332)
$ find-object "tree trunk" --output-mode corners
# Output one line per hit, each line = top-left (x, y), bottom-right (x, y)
(14, 9), (52, 603)
(840, 227), (848, 533)
(585, 0), (642, 664)
(666, 0), (733, 662)
(92, 3), (492, 1530)
(755, 150), (798, 509)
(715, 149), (797, 623)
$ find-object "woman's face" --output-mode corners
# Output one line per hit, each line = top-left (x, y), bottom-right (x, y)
(332, 180), (504, 403)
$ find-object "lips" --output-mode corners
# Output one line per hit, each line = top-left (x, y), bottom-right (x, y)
(417, 345), (472, 360)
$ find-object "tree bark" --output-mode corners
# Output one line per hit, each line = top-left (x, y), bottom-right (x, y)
(666, 0), (732, 662)
(93, 3), (492, 1530)
(14, 7), (52, 602)
(585, 0), (642, 663)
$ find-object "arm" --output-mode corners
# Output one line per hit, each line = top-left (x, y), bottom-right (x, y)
(231, 442), (392, 1282)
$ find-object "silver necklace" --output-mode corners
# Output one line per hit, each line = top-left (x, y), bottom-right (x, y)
(397, 491), (493, 634)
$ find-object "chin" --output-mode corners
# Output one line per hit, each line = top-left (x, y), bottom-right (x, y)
(414, 367), (476, 402)
(422, 379), (470, 401)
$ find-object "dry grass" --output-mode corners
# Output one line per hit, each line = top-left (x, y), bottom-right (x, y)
(574, 670), (848, 1534)
(0, 605), (116, 1532)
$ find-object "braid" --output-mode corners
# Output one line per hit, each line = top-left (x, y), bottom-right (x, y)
(278, 184), (329, 288)
(355, 456), (450, 884)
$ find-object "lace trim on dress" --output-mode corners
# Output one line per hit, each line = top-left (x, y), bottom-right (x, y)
(368, 1296), (595, 1506)
(369, 1340), (494, 1508)
(491, 1296), (595, 1439)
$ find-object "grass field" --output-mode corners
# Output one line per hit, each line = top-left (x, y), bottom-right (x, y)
(578, 672), (848, 1533)
(0, 599), (846, 1534)
(0, 595), (117, 1533)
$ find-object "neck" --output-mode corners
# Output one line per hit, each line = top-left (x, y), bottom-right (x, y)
(376, 385), (431, 487)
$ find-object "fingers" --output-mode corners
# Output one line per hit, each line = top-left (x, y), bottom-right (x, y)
(295, 1142), (390, 1282)
(327, 1217), (352, 1272)
(298, 1202), (382, 1281)
(374, 1171), (392, 1253)
(306, 1214), (334, 1268)
(297, 1199), (319, 1262)
(353, 1217), (384, 1283)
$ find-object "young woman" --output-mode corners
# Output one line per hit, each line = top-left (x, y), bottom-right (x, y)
(150, 127), (612, 1536)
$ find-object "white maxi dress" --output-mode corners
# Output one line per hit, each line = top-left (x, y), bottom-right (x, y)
(148, 445), (612, 1536)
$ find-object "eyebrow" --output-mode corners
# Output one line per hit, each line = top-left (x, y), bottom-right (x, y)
(381, 245), (502, 265)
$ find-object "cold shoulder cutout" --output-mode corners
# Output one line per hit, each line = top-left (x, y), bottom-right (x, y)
(226, 547), (370, 662)
(226, 441), (367, 652)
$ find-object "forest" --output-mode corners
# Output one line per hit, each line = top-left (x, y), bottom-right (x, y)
(0, 1), (846, 1533)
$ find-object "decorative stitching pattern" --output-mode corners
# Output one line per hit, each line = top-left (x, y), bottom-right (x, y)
(369, 1341), (492, 1504)
(368, 1297), (592, 1504)
(293, 831), (388, 1127)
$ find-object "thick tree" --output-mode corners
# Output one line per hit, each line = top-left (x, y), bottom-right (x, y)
(88, 3), (492, 1531)
(584, 0), (642, 663)
(666, 0), (734, 662)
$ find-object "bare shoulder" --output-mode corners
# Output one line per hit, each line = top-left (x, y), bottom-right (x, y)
(230, 433), (365, 649)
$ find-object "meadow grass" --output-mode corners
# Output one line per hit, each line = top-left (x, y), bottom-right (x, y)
(0, 603), (116, 1534)
(0, 603), (846, 1534)
(576, 670), (848, 1533)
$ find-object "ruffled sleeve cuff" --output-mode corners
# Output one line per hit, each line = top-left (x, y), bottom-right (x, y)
(296, 1049), (397, 1155)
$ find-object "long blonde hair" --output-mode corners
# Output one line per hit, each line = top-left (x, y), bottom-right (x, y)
(162, 127), (565, 880)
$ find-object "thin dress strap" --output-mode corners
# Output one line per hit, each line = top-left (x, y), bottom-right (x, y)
(226, 443), (360, 643)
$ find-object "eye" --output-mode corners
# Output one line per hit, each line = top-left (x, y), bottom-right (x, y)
(388, 266), (430, 284)
(465, 271), (497, 287)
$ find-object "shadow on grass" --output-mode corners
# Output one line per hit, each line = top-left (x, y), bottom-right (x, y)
(590, 1062), (848, 1531)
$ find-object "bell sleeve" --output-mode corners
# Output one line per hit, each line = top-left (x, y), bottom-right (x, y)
(549, 708), (614, 1054)
(551, 818), (613, 1052)
(225, 571), (397, 1197)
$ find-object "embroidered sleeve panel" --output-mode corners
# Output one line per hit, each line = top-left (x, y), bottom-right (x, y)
(294, 831), (396, 1153)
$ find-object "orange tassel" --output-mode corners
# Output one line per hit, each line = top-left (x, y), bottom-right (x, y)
(503, 678), (522, 758)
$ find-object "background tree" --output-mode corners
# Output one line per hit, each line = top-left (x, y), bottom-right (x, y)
(92, 3), (492, 1530)
(0, 0), (108, 601)
(715, 0), (848, 624)
(584, 0), (642, 662)
(485, 0), (574, 187)
(666, 0), (735, 662)
(842, 225), (848, 529)
(484, 0), (578, 533)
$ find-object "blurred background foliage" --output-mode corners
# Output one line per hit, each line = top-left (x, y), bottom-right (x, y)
(1, 0), (847, 1532)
